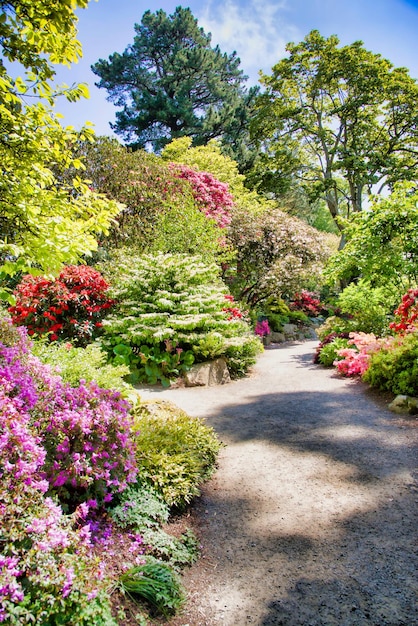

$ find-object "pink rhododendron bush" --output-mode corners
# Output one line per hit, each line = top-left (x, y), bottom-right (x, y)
(169, 163), (235, 228)
(0, 318), (137, 624)
(327, 289), (418, 397)
(334, 332), (393, 377)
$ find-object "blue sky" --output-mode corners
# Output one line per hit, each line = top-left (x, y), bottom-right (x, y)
(53, 0), (418, 137)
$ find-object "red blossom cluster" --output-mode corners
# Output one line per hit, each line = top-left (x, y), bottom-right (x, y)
(290, 290), (322, 316)
(169, 163), (234, 228)
(389, 288), (418, 334)
(222, 294), (245, 320)
(9, 265), (114, 345)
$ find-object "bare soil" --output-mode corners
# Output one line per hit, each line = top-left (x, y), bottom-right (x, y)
(137, 340), (418, 626)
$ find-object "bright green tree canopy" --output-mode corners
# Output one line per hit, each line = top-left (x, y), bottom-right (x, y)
(0, 0), (123, 299)
(325, 182), (418, 294)
(252, 30), (418, 230)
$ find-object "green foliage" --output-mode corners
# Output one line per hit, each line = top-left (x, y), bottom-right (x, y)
(0, 0), (89, 78)
(191, 332), (226, 361)
(337, 280), (398, 335)
(131, 400), (221, 509)
(316, 315), (357, 341)
(326, 182), (418, 292)
(100, 251), (257, 383)
(287, 310), (310, 325)
(266, 313), (289, 332)
(0, 1), (123, 288)
(363, 332), (418, 396)
(92, 7), (250, 153)
(31, 340), (132, 395)
(110, 484), (169, 530)
(118, 556), (185, 617)
(126, 343), (195, 387)
(252, 30), (418, 231)
(149, 198), (225, 261)
(318, 337), (351, 367)
(110, 484), (199, 568)
(224, 336), (263, 378)
(141, 528), (199, 569)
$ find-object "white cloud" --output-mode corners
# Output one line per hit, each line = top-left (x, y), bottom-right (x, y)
(196, 0), (301, 82)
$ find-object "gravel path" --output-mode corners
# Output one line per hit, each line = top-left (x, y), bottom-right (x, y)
(139, 340), (418, 626)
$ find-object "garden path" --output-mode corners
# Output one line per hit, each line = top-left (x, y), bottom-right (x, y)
(138, 340), (418, 626)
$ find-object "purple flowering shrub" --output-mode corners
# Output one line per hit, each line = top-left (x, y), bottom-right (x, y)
(0, 380), (116, 623)
(0, 319), (137, 507)
(0, 318), (138, 623)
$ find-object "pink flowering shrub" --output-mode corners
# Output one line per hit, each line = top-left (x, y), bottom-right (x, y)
(0, 318), (137, 507)
(334, 332), (393, 377)
(169, 163), (234, 228)
(255, 319), (271, 337)
(0, 323), (118, 623)
(0, 318), (142, 622)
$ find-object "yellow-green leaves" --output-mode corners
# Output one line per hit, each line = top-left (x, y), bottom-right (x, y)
(0, 0), (124, 283)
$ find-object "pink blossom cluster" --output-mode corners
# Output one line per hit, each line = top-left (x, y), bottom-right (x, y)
(334, 332), (393, 377)
(255, 319), (271, 337)
(0, 320), (138, 618)
(169, 163), (234, 228)
(290, 290), (322, 316)
(1, 325), (137, 505)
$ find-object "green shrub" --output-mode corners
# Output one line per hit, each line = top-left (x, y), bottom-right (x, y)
(264, 297), (292, 316)
(131, 400), (221, 508)
(337, 280), (398, 335)
(140, 528), (199, 569)
(191, 331), (226, 361)
(254, 297), (291, 331)
(31, 340), (132, 395)
(224, 336), (263, 378)
(287, 309), (310, 325)
(148, 196), (226, 261)
(317, 315), (357, 341)
(100, 251), (258, 384)
(118, 556), (185, 617)
(111, 342), (195, 387)
(110, 484), (169, 530)
(109, 484), (199, 568)
(267, 313), (289, 332)
(363, 332), (418, 396)
(318, 337), (351, 367)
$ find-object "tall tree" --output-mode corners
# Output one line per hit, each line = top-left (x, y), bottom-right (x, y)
(251, 30), (418, 235)
(0, 0), (122, 298)
(91, 7), (251, 154)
